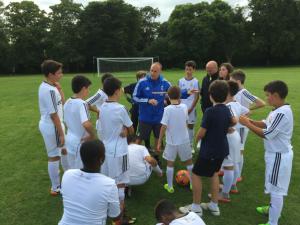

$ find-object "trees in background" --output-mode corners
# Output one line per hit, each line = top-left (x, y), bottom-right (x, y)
(0, 0), (300, 74)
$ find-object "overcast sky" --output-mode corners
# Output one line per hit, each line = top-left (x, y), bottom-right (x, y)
(3, 0), (248, 21)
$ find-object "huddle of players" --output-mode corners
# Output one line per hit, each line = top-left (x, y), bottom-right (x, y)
(38, 59), (293, 225)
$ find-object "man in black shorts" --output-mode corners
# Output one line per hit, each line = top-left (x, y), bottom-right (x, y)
(179, 80), (236, 217)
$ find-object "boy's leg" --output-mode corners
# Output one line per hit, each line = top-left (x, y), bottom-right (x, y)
(238, 150), (244, 178)
(192, 173), (202, 205)
(187, 124), (194, 148)
(60, 148), (69, 171)
(183, 158), (194, 187)
(210, 172), (220, 204)
(166, 161), (174, 189)
(48, 156), (61, 193)
(268, 194), (283, 225)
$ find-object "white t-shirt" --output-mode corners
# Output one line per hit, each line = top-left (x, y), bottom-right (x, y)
(98, 102), (133, 157)
(86, 89), (108, 110)
(178, 77), (199, 108)
(161, 212), (206, 225)
(226, 101), (249, 129)
(59, 169), (120, 225)
(128, 144), (152, 179)
(38, 81), (63, 124)
(161, 104), (189, 145)
(263, 104), (293, 153)
(64, 98), (90, 139)
(234, 88), (257, 109)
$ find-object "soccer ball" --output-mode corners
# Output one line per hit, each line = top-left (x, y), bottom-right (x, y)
(175, 170), (190, 186)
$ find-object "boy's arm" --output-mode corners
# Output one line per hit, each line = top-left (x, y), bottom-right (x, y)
(50, 113), (65, 146)
(188, 92), (200, 114)
(82, 121), (96, 141)
(239, 115), (265, 138)
(249, 119), (267, 128)
(196, 127), (206, 142)
(157, 125), (167, 153)
(250, 98), (265, 110)
(54, 82), (65, 104)
(145, 156), (158, 167)
(88, 105), (100, 117)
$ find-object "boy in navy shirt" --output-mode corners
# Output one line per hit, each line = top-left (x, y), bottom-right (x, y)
(180, 80), (236, 217)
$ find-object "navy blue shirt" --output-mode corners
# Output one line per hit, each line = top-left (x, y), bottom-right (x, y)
(199, 104), (232, 159)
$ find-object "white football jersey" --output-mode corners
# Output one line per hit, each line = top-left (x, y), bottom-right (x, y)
(86, 89), (108, 110)
(59, 169), (120, 225)
(161, 104), (190, 145)
(263, 104), (293, 153)
(178, 77), (199, 108)
(99, 102), (133, 157)
(234, 88), (257, 109)
(170, 212), (206, 225)
(226, 101), (249, 129)
(64, 98), (90, 139)
(38, 81), (63, 124)
(128, 144), (152, 180)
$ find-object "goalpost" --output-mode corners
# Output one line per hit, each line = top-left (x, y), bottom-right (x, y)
(96, 57), (156, 76)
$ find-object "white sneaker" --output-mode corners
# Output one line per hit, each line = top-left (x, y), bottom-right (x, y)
(200, 202), (220, 216)
(179, 204), (203, 217)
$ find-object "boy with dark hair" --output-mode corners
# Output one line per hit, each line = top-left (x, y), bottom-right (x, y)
(38, 59), (68, 195)
(64, 75), (95, 169)
(86, 73), (113, 137)
(180, 80), (236, 217)
(59, 140), (121, 225)
(239, 80), (293, 225)
(155, 199), (206, 225)
(157, 86), (194, 193)
(230, 69), (265, 181)
(98, 77), (135, 225)
(178, 61), (200, 153)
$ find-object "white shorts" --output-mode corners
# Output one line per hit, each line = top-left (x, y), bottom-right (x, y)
(101, 154), (130, 185)
(163, 143), (192, 162)
(187, 108), (197, 124)
(238, 127), (249, 150)
(39, 121), (65, 157)
(223, 131), (242, 166)
(128, 169), (152, 186)
(265, 151), (293, 196)
(65, 133), (83, 169)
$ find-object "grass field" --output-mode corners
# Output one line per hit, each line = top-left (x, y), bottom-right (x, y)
(0, 67), (299, 225)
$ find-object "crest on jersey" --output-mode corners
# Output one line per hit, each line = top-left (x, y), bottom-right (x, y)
(145, 86), (150, 91)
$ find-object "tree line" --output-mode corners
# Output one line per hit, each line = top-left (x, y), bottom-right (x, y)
(0, 0), (300, 74)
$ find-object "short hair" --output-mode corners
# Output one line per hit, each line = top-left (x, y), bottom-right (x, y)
(80, 140), (105, 168)
(264, 80), (288, 99)
(227, 80), (239, 96)
(185, 60), (196, 69)
(136, 70), (147, 80)
(103, 77), (122, 96)
(209, 80), (229, 103)
(167, 86), (181, 100)
(231, 69), (246, 84)
(220, 63), (234, 80)
(41, 60), (62, 77)
(101, 73), (113, 84)
(155, 199), (176, 222)
(71, 75), (92, 93)
(127, 134), (138, 144)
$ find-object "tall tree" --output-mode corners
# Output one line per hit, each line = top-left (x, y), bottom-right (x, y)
(138, 6), (160, 52)
(4, 1), (49, 73)
(48, 0), (83, 72)
(0, 0), (10, 73)
(78, 0), (142, 70)
(249, 0), (300, 65)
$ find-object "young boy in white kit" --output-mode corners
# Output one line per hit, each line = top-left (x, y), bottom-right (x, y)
(157, 86), (193, 193)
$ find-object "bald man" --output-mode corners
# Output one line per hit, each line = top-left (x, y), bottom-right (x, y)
(200, 61), (219, 112)
(133, 63), (171, 148)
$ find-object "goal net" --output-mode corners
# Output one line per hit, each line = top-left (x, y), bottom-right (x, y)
(96, 57), (154, 76)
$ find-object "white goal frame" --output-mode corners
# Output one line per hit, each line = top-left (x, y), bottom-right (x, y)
(96, 57), (154, 76)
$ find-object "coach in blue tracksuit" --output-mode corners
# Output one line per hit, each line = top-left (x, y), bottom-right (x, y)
(133, 62), (191, 148)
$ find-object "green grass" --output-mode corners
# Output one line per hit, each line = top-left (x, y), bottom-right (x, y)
(0, 67), (299, 225)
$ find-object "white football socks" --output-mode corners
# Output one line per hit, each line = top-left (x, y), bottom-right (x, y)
(186, 164), (194, 186)
(60, 154), (69, 171)
(48, 160), (60, 189)
(233, 163), (240, 186)
(269, 194), (283, 225)
(222, 169), (234, 194)
(238, 154), (244, 178)
(153, 165), (162, 175)
(166, 166), (174, 188)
